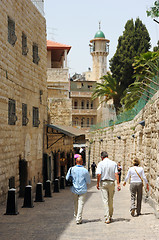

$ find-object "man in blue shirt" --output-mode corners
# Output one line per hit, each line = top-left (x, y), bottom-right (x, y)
(66, 155), (91, 224)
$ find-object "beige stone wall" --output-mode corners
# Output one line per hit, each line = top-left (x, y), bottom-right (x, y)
(86, 91), (159, 216)
(0, 0), (47, 202)
(48, 98), (72, 126)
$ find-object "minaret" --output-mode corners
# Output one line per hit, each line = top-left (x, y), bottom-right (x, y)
(90, 23), (110, 82)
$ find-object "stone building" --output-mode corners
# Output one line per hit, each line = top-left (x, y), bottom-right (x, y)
(0, 0), (47, 202)
(47, 40), (72, 126)
(70, 77), (98, 129)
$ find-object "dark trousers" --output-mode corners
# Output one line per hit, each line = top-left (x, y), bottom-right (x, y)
(130, 182), (143, 214)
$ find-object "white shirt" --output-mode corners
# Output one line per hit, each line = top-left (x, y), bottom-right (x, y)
(125, 166), (148, 184)
(96, 158), (118, 181)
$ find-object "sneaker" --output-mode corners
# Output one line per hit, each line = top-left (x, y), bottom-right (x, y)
(130, 209), (135, 217)
(76, 220), (82, 224)
(105, 218), (110, 224)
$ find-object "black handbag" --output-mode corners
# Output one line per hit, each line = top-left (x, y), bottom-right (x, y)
(68, 167), (73, 186)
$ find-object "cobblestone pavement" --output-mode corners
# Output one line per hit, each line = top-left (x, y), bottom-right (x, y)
(0, 179), (159, 240)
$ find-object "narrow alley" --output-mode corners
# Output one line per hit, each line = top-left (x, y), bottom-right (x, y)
(0, 179), (158, 240)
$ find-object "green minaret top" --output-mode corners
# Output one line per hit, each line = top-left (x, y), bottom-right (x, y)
(94, 21), (105, 38)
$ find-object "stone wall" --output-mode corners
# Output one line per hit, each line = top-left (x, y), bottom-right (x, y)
(86, 91), (159, 217)
(0, 0), (47, 202)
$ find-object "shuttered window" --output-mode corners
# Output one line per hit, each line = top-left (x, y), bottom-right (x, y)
(33, 43), (40, 64)
(8, 16), (17, 46)
(33, 107), (40, 127)
(8, 99), (17, 125)
(22, 103), (28, 126)
(22, 32), (28, 55)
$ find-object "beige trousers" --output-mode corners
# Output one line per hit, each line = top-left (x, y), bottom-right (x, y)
(100, 181), (115, 220)
(73, 193), (86, 222)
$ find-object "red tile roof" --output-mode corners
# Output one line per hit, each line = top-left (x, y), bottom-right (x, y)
(47, 40), (71, 52)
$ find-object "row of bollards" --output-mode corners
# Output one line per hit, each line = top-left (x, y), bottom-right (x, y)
(5, 177), (66, 215)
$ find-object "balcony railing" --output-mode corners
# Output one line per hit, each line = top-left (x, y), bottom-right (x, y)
(72, 108), (97, 116)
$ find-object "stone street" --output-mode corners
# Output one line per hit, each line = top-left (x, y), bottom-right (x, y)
(0, 179), (158, 240)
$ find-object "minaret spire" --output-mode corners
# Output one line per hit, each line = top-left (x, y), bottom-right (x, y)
(99, 21), (101, 30)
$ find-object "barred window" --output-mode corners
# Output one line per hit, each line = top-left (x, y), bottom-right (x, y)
(8, 99), (17, 125)
(22, 32), (28, 55)
(8, 17), (17, 46)
(33, 43), (40, 64)
(33, 107), (40, 127)
(22, 103), (29, 126)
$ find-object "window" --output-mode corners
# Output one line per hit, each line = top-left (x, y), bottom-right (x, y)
(91, 118), (94, 125)
(8, 17), (17, 46)
(22, 32), (28, 55)
(74, 101), (78, 109)
(8, 99), (17, 125)
(33, 107), (40, 127)
(91, 101), (93, 109)
(33, 43), (40, 64)
(86, 100), (89, 109)
(81, 100), (84, 109)
(75, 117), (79, 126)
(81, 118), (85, 128)
(22, 103), (29, 126)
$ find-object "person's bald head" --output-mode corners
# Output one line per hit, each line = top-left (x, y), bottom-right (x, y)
(76, 155), (83, 165)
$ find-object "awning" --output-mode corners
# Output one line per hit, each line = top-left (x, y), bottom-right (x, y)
(46, 124), (85, 137)
(73, 144), (86, 148)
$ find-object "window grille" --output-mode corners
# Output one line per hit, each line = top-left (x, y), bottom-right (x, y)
(33, 107), (40, 127)
(22, 103), (29, 126)
(8, 17), (17, 46)
(8, 99), (17, 125)
(22, 32), (28, 55)
(33, 43), (40, 64)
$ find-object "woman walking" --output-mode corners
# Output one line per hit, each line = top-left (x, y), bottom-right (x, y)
(123, 158), (149, 217)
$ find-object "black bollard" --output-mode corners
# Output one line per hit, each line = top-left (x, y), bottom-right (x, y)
(60, 176), (65, 189)
(22, 185), (34, 208)
(44, 180), (52, 197)
(5, 188), (19, 215)
(34, 183), (44, 202)
(54, 179), (60, 192)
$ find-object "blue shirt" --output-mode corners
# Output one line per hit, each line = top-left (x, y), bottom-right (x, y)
(66, 165), (91, 195)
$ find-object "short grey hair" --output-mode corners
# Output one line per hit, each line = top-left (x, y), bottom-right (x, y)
(101, 151), (108, 158)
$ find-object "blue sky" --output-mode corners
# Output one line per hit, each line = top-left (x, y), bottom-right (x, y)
(44, 0), (159, 76)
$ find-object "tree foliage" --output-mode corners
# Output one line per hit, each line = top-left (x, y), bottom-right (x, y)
(110, 18), (151, 91)
(147, 1), (159, 18)
(92, 73), (122, 114)
(121, 51), (159, 110)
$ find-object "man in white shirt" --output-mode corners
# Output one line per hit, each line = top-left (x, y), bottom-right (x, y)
(96, 151), (121, 224)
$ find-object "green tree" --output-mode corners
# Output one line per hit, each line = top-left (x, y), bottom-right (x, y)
(121, 51), (159, 110)
(153, 40), (159, 51)
(92, 73), (123, 113)
(110, 18), (151, 92)
(147, 1), (159, 18)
